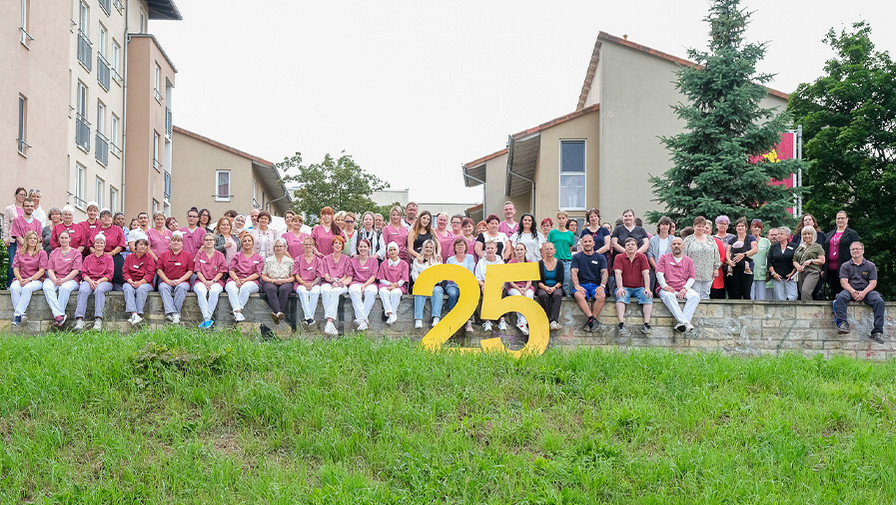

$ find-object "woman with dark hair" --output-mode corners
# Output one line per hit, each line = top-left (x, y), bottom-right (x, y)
(509, 213), (545, 262)
(475, 213), (511, 261)
(768, 226), (797, 301)
(355, 211), (385, 261)
(311, 206), (343, 258)
(536, 241), (564, 330)
(249, 210), (277, 259)
(408, 210), (438, 260)
(348, 238), (379, 330)
(319, 235), (352, 335)
(823, 210), (859, 298)
(579, 208), (611, 258)
(547, 211), (575, 296)
(165, 217), (179, 232)
(460, 217), (477, 261)
(96, 209), (126, 287)
(611, 209), (649, 255)
(647, 216), (674, 293)
(724, 217), (758, 299)
(3, 187), (28, 284)
(445, 237), (476, 330)
(198, 208), (214, 233)
(682, 216), (721, 300)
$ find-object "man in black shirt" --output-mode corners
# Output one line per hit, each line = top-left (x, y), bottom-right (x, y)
(571, 234), (608, 332)
(834, 242), (885, 343)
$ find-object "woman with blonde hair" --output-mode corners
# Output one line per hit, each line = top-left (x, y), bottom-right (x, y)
(43, 229), (81, 327)
(10, 230), (48, 326)
(294, 236), (322, 325)
(226, 233), (264, 322)
(792, 226), (826, 302)
(411, 239), (443, 329)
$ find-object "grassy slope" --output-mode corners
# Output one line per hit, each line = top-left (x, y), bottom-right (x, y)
(0, 328), (894, 504)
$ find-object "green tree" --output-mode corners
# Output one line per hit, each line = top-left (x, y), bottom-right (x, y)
(648, 0), (802, 227)
(279, 151), (389, 224)
(788, 22), (896, 297)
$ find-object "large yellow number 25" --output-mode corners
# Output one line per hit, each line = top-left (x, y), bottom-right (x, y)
(413, 263), (549, 358)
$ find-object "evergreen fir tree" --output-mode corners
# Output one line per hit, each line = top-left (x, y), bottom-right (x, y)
(647, 0), (802, 227)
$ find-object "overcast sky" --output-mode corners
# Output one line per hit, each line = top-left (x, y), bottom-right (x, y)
(151, 0), (896, 205)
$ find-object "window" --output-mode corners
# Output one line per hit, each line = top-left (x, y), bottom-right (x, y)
(20, 0), (33, 46)
(17, 95), (28, 155)
(215, 170), (231, 201)
(95, 177), (104, 208)
(110, 113), (120, 156)
(154, 64), (162, 102)
(95, 101), (108, 165)
(77, 1), (92, 71)
(152, 199), (159, 214)
(96, 101), (105, 135)
(109, 186), (118, 212)
(79, 1), (89, 35)
(559, 139), (586, 210)
(75, 81), (90, 152)
(98, 24), (107, 56)
(138, 10), (146, 33)
(75, 163), (86, 207)
(111, 40), (121, 82)
(152, 131), (161, 170)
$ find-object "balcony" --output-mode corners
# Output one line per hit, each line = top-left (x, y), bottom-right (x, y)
(164, 171), (171, 201)
(99, 0), (111, 15)
(97, 54), (111, 90)
(77, 31), (92, 71)
(165, 107), (172, 139)
(76, 114), (91, 152)
(95, 132), (109, 166)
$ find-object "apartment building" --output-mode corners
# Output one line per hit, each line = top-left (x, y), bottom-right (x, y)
(2, 0), (181, 220)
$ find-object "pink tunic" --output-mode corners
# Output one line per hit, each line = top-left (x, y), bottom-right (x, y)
(282, 231), (309, 259)
(193, 250), (227, 286)
(498, 220), (519, 237)
(157, 250), (194, 281)
(123, 253), (156, 283)
(311, 224), (339, 256)
(349, 256), (379, 285)
(179, 226), (207, 257)
(78, 219), (101, 252)
(229, 251), (264, 285)
(47, 248), (82, 280)
(321, 253), (352, 281)
(377, 259), (409, 294)
(81, 253), (114, 281)
(656, 253), (696, 292)
(10, 216), (42, 240)
(51, 223), (84, 250)
(147, 228), (173, 259)
(435, 230), (456, 263)
(95, 225), (125, 253)
(12, 249), (48, 280)
(382, 224), (409, 261)
(293, 255), (321, 286)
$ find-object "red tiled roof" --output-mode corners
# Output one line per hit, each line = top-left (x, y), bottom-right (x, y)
(510, 103), (600, 140)
(463, 148), (508, 169)
(173, 126), (275, 167)
(577, 31), (790, 110)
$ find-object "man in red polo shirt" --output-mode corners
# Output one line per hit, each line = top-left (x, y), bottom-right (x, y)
(613, 237), (653, 336)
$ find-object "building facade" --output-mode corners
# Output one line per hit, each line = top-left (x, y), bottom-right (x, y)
(2, 0), (181, 220)
(462, 32), (790, 224)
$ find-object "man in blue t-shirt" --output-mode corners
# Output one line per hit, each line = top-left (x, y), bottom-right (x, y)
(570, 234), (608, 332)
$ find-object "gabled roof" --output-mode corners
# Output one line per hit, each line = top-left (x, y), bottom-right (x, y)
(576, 31), (790, 110)
(173, 126), (275, 167)
(510, 103), (600, 141)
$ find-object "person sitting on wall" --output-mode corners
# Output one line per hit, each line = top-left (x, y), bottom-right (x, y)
(613, 237), (653, 336)
(834, 241), (886, 343)
(570, 234), (608, 333)
(656, 236), (700, 333)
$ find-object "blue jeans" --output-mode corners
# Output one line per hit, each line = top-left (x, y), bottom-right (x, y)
(6, 242), (17, 287)
(445, 283), (460, 313)
(414, 285), (445, 320)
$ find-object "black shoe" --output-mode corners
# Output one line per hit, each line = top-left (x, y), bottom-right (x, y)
(837, 322), (850, 335)
(582, 319), (594, 332)
(870, 331), (885, 344)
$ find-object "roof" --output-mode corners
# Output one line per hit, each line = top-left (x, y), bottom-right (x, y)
(127, 34), (178, 73)
(147, 0), (182, 20)
(576, 31), (790, 110)
(461, 148), (507, 188)
(510, 103), (601, 141)
(173, 126), (276, 167)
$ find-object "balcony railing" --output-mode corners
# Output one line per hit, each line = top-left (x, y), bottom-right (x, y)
(111, 142), (122, 157)
(153, 158), (163, 172)
(20, 27), (34, 46)
(113, 0), (124, 13)
(99, 0), (111, 15)
(95, 132), (109, 166)
(76, 114), (91, 152)
(77, 31), (92, 71)
(17, 138), (32, 156)
(97, 53), (111, 90)
(165, 107), (172, 139)
(154, 88), (163, 103)
(164, 171), (171, 201)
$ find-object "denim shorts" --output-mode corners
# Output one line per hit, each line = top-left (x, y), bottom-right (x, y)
(618, 287), (653, 305)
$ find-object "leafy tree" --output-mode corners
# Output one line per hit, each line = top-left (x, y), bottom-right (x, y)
(788, 22), (896, 297)
(648, 0), (802, 227)
(279, 151), (390, 225)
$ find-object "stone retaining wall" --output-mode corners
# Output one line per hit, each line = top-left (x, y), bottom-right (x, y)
(1, 292), (893, 360)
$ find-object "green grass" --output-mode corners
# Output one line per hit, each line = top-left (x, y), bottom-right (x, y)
(0, 328), (895, 504)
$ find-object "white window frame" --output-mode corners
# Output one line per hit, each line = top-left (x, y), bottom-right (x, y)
(77, 81), (88, 117)
(75, 163), (86, 209)
(111, 39), (122, 83)
(138, 9), (146, 33)
(558, 139), (587, 211)
(215, 170), (232, 202)
(98, 23), (107, 57)
(152, 199), (159, 214)
(18, 95), (29, 156)
(95, 177), (105, 209)
(20, 0), (33, 47)
(79, 1), (89, 36)
(109, 186), (118, 212)
(110, 113), (120, 156)
(96, 100), (106, 137)
(154, 64), (162, 103)
(152, 131), (161, 171)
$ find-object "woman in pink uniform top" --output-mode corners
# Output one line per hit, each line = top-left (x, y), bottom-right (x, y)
(51, 206), (84, 252)
(147, 211), (173, 262)
(505, 243), (536, 336)
(95, 209), (126, 285)
(294, 236), (322, 325)
(434, 212), (455, 263)
(225, 233), (264, 322)
(347, 239), (379, 331)
(319, 236), (353, 336)
(377, 242), (409, 325)
(194, 232), (227, 329)
(10, 230), (48, 327)
(73, 233), (114, 331)
(282, 214), (309, 259)
(43, 229), (82, 327)
(382, 205), (409, 262)
(78, 202), (101, 252)
(122, 238), (156, 326)
(311, 206), (343, 258)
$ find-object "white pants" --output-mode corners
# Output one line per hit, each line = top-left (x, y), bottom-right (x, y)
(751, 280), (772, 301)
(43, 279), (79, 317)
(225, 280), (259, 312)
(296, 284), (321, 320)
(379, 287), (403, 316)
(692, 280), (712, 300)
(348, 284), (377, 322)
(772, 278), (797, 301)
(659, 288), (700, 324)
(320, 283), (347, 320)
(11, 279), (44, 317)
(507, 287), (535, 325)
(194, 282), (224, 321)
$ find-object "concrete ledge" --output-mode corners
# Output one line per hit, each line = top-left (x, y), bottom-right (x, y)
(0, 292), (893, 360)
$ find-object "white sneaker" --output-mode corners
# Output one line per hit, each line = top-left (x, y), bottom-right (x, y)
(517, 323), (529, 336)
(165, 314), (173, 322)
(358, 320), (368, 331)
(431, 317), (440, 327)
(685, 322), (695, 333)
(549, 321), (561, 331)
(465, 320), (474, 332)
(73, 319), (85, 331)
(171, 314), (180, 324)
(93, 319), (103, 330)
(234, 311), (246, 322)
(483, 321), (493, 331)
(386, 313), (397, 325)
(127, 314), (135, 325)
(415, 319), (423, 329)
(324, 321), (338, 335)
(132, 314), (143, 325)
(498, 320), (508, 331)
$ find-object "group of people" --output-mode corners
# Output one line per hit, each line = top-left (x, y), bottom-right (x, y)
(1, 188), (885, 342)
